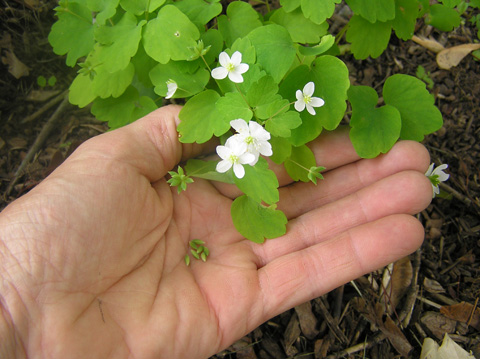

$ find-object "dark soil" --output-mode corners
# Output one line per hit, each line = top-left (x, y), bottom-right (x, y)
(1, 1), (479, 358)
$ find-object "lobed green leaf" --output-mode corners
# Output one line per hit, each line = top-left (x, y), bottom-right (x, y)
(346, 15), (392, 59)
(178, 90), (230, 143)
(247, 24), (296, 83)
(345, 0), (395, 23)
(143, 5), (200, 64)
(48, 1), (95, 67)
(383, 74), (443, 142)
(217, 1), (262, 47)
(348, 86), (401, 158)
(231, 195), (287, 243)
(234, 158), (279, 205)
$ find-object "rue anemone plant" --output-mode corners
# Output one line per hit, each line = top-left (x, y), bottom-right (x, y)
(47, 0), (459, 242)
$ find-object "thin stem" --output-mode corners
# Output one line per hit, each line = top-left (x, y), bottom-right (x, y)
(234, 83), (260, 122)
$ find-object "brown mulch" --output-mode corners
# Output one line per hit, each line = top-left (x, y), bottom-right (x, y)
(1, 1), (479, 358)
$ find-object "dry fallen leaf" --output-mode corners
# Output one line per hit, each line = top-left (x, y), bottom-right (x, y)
(411, 35), (445, 53)
(440, 302), (480, 331)
(380, 257), (412, 315)
(437, 44), (480, 70)
(1, 49), (30, 79)
(420, 333), (475, 359)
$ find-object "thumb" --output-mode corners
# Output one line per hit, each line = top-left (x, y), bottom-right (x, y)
(74, 105), (217, 182)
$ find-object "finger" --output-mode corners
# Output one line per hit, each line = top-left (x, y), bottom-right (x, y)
(252, 169), (432, 266)
(277, 140), (430, 219)
(70, 105), (217, 183)
(257, 214), (425, 319)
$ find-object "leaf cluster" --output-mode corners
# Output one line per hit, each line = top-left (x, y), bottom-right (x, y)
(48, 0), (449, 242)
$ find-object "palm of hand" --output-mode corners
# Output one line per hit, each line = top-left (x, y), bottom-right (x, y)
(1, 106), (432, 359)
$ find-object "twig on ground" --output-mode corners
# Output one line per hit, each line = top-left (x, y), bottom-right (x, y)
(5, 93), (70, 196)
(325, 332), (386, 359)
(21, 89), (68, 124)
(317, 296), (349, 345)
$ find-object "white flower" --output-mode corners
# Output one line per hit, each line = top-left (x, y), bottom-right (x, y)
(230, 119), (272, 165)
(165, 79), (177, 99)
(211, 51), (249, 83)
(216, 137), (255, 179)
(294, 82), (325, 115)
(425, 163), (450, 198)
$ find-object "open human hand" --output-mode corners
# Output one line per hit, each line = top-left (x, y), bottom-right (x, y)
(0, 105), (432, 358)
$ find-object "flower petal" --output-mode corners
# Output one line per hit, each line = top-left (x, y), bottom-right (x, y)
(233, 163), (245, 178)
(218, 52), (230, 67)
(295, 100), (306, 112)
(306, 104), (316, 116)
(239, 152), (256, 165)
(230, 51), (242, 66)
(309, 97), (325, 108)
(258, 141), (273, 156)
(228, 71), (244, 83)
(216, 159), (232, 173)
(231, 119), (249, 133)
(165, 81), (178, 99)
(296, 89), (304, 101)
(303, 82), (315, 96)
(235, 63), (249, 74)
(212, 67), (228, 80)
(425, 163), (434, 176)
(216, 145), (231, 160)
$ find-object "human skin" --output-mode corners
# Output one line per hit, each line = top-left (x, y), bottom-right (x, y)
(0, 105), (432, 358)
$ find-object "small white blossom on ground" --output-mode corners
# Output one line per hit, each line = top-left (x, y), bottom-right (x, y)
(165, 79), (178, 99)
(294, 81), (325, 115)
(216, 137), (255, 179)
(230, 119), (272, 165)
(211, 51), (249, 83)
(425, 163), (450, 198)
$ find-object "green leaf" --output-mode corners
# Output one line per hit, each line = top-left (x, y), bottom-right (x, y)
(231, 195), (287, 243)
(93, 62), (135, 98)
(254, 97), (288, 120)
(87, 0), (119, 25)
(119, 0), (165, 15)
(270, 8), (328, 43)
(131, 43), (157, 88)
(284, 144), (316, 182)
(216, 92), (253, 122)
(48, 2), (95, 67)
(91, 87), (157, 129)
(348, 86), (401, 158)
(298, 34), (335, 56)
(184, 159), (235, 184)
(94, 13), (145, 73)
(230, 37), (256, 64)
(178, 90), (230, 143)
(270, 136), (292, 164)
(69, 73), (97, 108)
(425, 4), (461, 32)
(439, 0), (462, 8)
(346, 15), (392, 59)
(174, 0), (222, 30)
(392, 0), (420, 40)
(143, 5), (200, 64)
(265, 111), (302, 138)
(279, 56), (350, 146)
(247, 24), (296, 83)
(383, 74), (443, 141)
(217, 1), (262, 47)
(345, 0), (396, 23)
(234, 158), (279, 205)
(300, 0), (341, 24)
(37, 76), (47, 87)
(280, 0), (301, 12)
(149, 61), (210, 98)
(246, 75), (278, 108)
